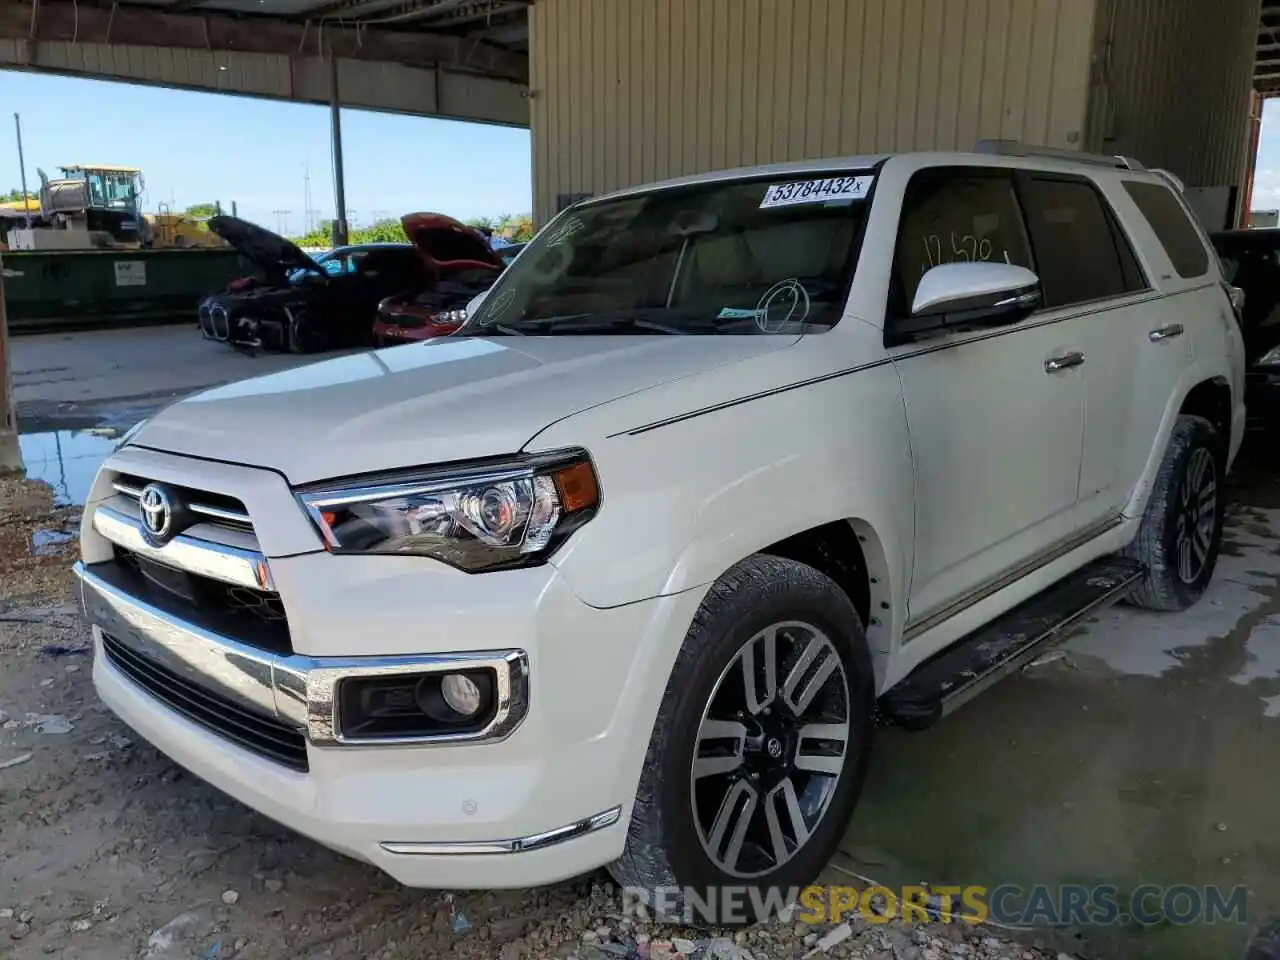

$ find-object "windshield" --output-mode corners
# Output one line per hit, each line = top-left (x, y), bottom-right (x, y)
(288, 251), (343, 284)
(463, 171), (873, 335)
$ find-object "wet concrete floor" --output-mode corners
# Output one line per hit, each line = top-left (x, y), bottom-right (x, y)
(11, 324), (362, 434)
(842, 437), (1280, 960)
(18, 429), (123, 507)
(11, 326), (361, 504)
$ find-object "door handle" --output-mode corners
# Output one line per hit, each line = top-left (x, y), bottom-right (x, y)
(1149, 323), (1184, 342)
(1044, 351), (1085, 373)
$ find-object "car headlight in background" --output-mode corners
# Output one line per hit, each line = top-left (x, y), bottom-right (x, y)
(297, 449), (600, 571)
(436, 308), (468, 326)
(1256, 345), (1280, 368)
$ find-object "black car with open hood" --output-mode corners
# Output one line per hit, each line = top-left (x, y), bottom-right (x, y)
(1210, 227), (1280, 420)
(197, 216), (426, 353)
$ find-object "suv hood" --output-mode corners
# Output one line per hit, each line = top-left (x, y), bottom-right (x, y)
(207, 215), (323, 279)
(131, 335), (797, 484)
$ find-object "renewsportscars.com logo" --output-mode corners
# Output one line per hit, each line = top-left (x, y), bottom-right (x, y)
(618, 884), (1250, 928)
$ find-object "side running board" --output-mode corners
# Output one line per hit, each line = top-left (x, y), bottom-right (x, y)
(878, 556), (1146, 731)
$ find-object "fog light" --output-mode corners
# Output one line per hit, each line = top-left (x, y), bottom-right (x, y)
(338, 669), (499, 740)
(441, 673), (482, 717)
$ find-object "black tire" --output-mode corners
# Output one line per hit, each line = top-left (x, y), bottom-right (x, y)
(1122, 414), (1225, 611)
(286, 310), (324, 354)
(607, 554), (875, 925)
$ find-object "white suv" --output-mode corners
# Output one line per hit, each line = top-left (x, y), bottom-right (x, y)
(76, 142), (1245, 915)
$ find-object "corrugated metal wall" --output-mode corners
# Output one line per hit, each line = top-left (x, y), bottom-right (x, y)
(1084, 0), (1260, 190)
(529, 0), (1099, 224)
(0, 41), (529, 126)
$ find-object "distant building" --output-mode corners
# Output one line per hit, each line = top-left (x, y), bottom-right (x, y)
(1249, 209), (1279, 228)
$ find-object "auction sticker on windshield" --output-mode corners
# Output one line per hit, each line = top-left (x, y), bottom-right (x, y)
(759, 175), (874, 209)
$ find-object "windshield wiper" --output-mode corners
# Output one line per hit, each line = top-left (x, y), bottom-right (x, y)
(550, 315), (690, 335)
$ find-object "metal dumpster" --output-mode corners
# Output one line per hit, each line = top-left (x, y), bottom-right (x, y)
(0, 247), (262, 333)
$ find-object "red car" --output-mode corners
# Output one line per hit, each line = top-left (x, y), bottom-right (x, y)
(373, 213), (506, 345)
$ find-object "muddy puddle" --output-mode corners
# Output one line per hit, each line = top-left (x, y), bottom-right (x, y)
(29, 523), (77, 557)
(17, 427), (122, 507)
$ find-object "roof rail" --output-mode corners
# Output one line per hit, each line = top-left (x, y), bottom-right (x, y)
(973, 139), (1146, 172)
(1149, 167), (1186, 192)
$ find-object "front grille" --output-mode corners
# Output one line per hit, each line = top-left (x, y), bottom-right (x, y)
(102, 633), (309, 772)
(114, 547), (292, 654)
(113, 475), (253, 533)
(211, 304), (230, 339)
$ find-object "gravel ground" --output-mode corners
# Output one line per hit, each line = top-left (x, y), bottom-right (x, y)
(0, 473), (1069, 960)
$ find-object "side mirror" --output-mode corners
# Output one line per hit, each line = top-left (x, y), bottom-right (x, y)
(894, 262), (1042, 344)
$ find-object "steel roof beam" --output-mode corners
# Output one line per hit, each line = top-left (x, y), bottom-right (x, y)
(1, 0), (528, 81)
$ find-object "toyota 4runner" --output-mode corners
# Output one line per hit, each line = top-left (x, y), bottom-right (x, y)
(75, 140), (1246, 915)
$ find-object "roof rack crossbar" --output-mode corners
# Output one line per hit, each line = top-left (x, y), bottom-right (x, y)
(973, 139), (1146, 172)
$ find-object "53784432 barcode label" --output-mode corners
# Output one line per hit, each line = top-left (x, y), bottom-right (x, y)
(759, 175), (874, 209)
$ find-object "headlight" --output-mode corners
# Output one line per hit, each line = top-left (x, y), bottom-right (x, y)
(1257, 345), (1280, 368)
(436, 308), (468, 325)
(297, 449), (600, 571)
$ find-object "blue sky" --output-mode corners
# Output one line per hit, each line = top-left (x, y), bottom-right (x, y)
(1249, 98), (1280, 212)
(5, 69), (1280, 231)
(0, 70), (532, 236)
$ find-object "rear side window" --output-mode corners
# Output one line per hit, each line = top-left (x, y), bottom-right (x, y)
(1018, 177), (1145, 308)
(1123, 180), (1211, 278)
(894, 171), (1034, 309)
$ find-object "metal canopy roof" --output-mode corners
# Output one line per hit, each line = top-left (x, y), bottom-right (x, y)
(1, 0), (530, 83)
(1258, 0), (1280, 93)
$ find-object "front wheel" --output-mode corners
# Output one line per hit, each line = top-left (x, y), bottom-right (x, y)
(607, 555), (874, 924)
(1122, 414), (1225, 611)
(285, 308), (326, 354)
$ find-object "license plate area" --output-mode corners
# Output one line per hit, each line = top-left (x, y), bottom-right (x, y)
(135, 555), (198, 604)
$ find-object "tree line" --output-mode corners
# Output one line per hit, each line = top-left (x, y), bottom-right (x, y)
(290, 213), (535, 249)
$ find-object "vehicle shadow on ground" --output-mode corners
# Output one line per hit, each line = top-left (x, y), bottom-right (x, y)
(840, 427), (1280, 960)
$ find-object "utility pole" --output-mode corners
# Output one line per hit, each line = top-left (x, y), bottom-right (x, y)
(303, 162), (313, 234)
(272, 209), (291, 235)
(13, 113), (32, 230)
(329, 54), (349, 247)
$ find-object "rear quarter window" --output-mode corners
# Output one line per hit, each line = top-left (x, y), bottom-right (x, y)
(1122, 181), (1211, 279)
(1018, 176), (1145, 307)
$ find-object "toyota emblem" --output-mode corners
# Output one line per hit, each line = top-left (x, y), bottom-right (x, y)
(139, 483), (174, 545)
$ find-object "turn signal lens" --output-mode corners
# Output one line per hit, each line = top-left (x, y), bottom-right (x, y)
(553, 460), (600, 513)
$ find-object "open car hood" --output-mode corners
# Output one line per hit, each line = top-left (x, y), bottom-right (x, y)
(207, 215), (323, 278)
(401, 212), (505, 274)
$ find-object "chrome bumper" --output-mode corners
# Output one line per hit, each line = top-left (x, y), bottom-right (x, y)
(92, 505), (273, 591)
(75, 561), (530, 748)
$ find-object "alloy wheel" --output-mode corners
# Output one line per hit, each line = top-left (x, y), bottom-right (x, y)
(1174, 446), (1217, 584)
(690, 621), (851, 879)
